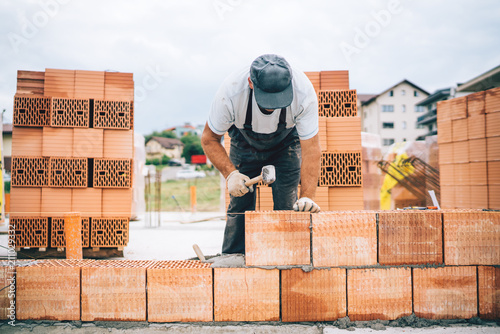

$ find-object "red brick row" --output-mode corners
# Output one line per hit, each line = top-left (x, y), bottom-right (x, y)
(11, 157), (132, 188)
(3, 260), (498, 322)
(9, 216), (129, 249)
(12, 96), (133, 129)
(245, 210), (499, 267)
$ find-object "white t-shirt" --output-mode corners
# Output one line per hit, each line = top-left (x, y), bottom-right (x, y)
(208, 66), (318, 140)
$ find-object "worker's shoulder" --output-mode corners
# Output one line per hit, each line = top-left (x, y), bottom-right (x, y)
(291, 68), (316, 102)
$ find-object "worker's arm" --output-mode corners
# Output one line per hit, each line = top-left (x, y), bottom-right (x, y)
(201, 123), (236, 178)
(201, 123), (253, 197)
(298, 133), (321, 199)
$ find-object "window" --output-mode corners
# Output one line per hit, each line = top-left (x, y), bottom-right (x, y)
(383, 138), (395, 146)
(364, 111), (367, 119)
(402, 121), (407, 129)
(389, 90), (394, 97)
(414, 90), (419, 97)
(402, 104), (406, 112)
(414, 106), (425, 112)
(401, 90), (406, 96)
(382, 122), (394, 129)
(402, 138), (407, 142)
(382, 105), (394, 112)
(416, 124), (425, 129)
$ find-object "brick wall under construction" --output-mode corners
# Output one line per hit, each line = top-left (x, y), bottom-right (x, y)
(437, 87), (500, 209)
(1, 209), (498, 322)
(223, 70), (363, 211)
(10, 69), (135, 251)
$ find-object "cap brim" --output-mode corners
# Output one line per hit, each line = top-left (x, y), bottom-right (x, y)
(253, 83), (293, 109)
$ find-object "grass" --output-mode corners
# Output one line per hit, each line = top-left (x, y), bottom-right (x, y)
(146, 173), (222, 212)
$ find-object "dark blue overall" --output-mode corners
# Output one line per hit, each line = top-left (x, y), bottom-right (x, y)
(223, 89), (302, 254)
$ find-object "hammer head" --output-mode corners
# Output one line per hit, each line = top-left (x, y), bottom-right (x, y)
(261, 165), (276, 185)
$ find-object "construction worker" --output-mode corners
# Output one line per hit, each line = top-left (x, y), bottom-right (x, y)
(201, 54), (321, 254)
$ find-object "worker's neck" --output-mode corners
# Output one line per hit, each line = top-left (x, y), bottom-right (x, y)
(258, 105), (275, 115)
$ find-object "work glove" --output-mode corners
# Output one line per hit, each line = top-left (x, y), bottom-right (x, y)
(293, 197), (321, 213)
(226, 170), (254, 197)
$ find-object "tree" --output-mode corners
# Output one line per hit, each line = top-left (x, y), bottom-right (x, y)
(144, 130), (177, 143)
(181, 133), (204, 163)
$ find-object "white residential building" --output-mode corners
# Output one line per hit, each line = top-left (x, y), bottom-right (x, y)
(361, 80), (429, 153)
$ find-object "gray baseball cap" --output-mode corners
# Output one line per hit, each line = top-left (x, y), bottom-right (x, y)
(250, 54), (293, 109)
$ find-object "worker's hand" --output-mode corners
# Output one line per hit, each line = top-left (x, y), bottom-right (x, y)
(293, 197), (320, 213)
(226, 170), (254, 197)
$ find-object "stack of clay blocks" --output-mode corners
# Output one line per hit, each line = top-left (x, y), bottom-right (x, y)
(437, 87), (500, 209)
(10, 68), (135, 251)
(222, 71), (363, 211)
(1, 209), (498, 322)
(305, 70), (363, 210)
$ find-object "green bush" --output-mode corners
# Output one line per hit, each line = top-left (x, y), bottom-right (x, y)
(161, 154), (171, 165)
(146, 158), (161, 165)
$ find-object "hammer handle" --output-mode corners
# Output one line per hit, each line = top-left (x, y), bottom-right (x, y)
(245, 175), (263, 187)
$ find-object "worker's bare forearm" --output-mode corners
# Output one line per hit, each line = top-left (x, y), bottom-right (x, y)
(201, 123), (236, 178)
(299, 135), (321, 199)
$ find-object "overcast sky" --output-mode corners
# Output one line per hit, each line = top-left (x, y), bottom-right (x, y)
(1, 0), (499, 135)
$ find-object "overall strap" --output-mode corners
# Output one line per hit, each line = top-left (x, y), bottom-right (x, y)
(244, 89), (253, 130)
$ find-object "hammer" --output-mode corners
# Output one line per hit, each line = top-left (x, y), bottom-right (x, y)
(245, 165), (276, 187)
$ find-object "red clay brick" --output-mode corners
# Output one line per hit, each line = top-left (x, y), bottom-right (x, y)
(347, 268), (412, 321)
(281, 268), (346, 322)
(325, 117), (362, 151)
(478, 266), (500, 319)
(10, 187), (41, 216)
(467, 91), (485, 116)
(81, 260), (153, 321)
(10, 216), (48, 248)
(73, 128), (103, 158)
(245, 211), (310, 266)
(102, 188), (132, 217)
(214, 268), (279, 322)
(379, 211), (443, 265)
(147, 261), (213, 322)
(413, 266), (477, 319)
(41, 188), (72, 217)
(16, 260), (92, 320)
(72, 188), (102, 217)
(12, 127), (43, 156)
(103, 129), (133, 159)
(312, 211), (377, 267)
(328, 187), (364, 210)
(0, 261), (15, 320)
(42, 127), (73, 157)
(443, 211), (500, 265)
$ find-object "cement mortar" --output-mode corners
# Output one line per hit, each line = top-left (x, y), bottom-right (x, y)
(1, 316), (498, 333)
